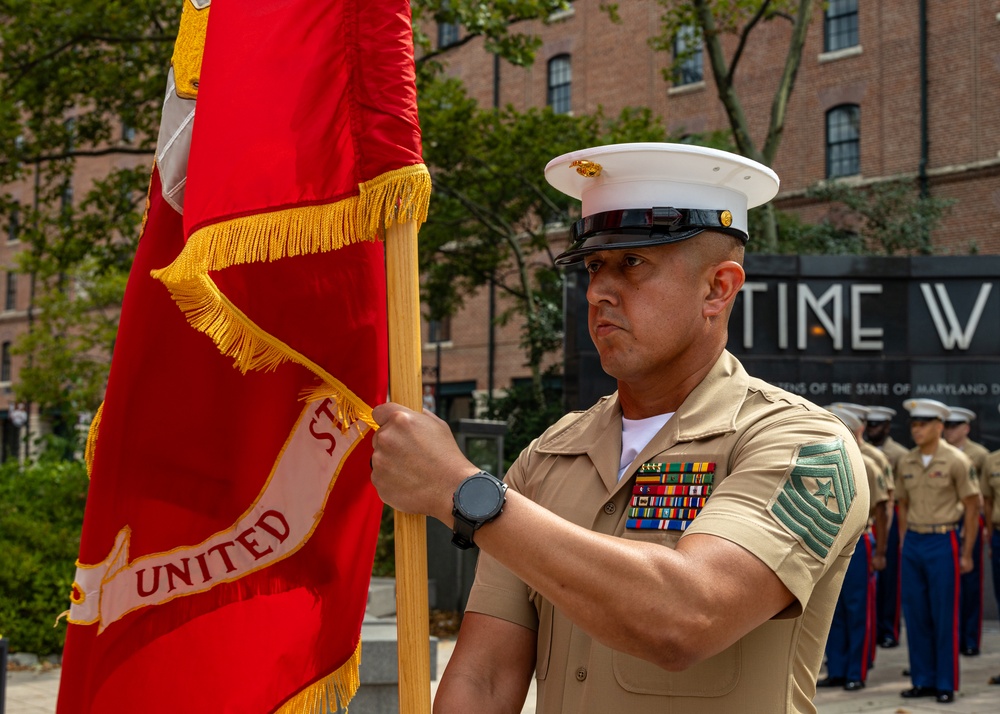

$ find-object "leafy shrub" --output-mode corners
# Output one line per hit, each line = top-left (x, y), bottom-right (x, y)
(0, 459), (87, 655)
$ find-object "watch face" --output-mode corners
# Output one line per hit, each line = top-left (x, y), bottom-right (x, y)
(458, 477), (502, 519)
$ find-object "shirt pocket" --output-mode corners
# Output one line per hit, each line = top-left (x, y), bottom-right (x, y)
(612, 640), (742, 697)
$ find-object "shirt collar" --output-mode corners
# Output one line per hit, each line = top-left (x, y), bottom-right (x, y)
(535, 351), (748, 484)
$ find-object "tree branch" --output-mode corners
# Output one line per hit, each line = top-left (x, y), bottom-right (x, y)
(728, 0), (773, 84)
(4, 34), (174, 81)
(763, 0), (815, 164)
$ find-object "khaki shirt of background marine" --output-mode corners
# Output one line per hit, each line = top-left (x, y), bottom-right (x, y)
(878, 436), (910, 474)
(894, 441), (979, 527)
(860, 441), (894, 495)
(960, 439), (990, 482)
(466, 352), (869, 714)
(862, 452), (891, 515)
(981, 451), (1000, 526)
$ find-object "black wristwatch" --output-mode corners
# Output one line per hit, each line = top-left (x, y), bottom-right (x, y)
(451, 471), (507, 550)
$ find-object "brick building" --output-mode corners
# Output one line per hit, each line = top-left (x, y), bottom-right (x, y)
(3, 2), (999, 447)
(422, 0), (1000, 423)
(0, 147), (148, 459)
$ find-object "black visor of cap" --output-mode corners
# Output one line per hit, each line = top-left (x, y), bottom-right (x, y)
(553, 207), (748, 266)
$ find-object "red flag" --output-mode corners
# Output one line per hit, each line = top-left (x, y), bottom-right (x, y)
(57, 1), (428, 712)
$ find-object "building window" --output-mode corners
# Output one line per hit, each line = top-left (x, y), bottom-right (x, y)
(436, 380), (476, 428)
(5, 272), (15, 311)
(61, 183), (73, 217)
(824, 0), (859, 53)
(547, 54), (572, 114)
(63, 116), (76, 151)
(7, 207), (19, 243)
(428, 316), (451, 344)
(826, 104), (861, 178)
(673, 25), (703, 86)
(1, 342), (11, 383)
(121, 121), (136, 144)
(438, 21), (459, 48)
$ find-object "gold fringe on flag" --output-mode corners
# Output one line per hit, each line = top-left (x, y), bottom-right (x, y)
(84, 402), (105, 479)
(299, 384), (376, 431)
(153, 164), (430, 284)
(150, 164), (430, 423)
(164, 272), (376, 428)
(274, 641), (362, 714)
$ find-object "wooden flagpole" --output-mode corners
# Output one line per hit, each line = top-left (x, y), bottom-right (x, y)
(384, 219), (432, 714)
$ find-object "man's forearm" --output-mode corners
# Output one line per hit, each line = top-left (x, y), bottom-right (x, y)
(472, 490), (795, 672)
(962, 497), (979, 559)
(873, 502), (889, 557)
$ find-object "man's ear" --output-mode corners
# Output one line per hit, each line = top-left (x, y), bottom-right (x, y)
(704, 261), (745, 318)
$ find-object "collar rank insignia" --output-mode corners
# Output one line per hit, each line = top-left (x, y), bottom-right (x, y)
(769, 439), (856, 560)
(626, 461), (716, 532)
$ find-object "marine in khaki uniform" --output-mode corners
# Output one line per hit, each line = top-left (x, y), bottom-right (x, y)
(369, 144), (869, 714)
(825, 402), (894, 670)
(865, 407), (909, 474)
(817, 405), (890, 691)
(895, 399), (980, 704)
(831, 404), (894, 495)
(983, 440), (1000, 686)
(942, 406), (988, 656)
(865, 404), (908, 648)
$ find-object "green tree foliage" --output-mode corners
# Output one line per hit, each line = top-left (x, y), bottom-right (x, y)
(0, 458), (88, 655)
(484, 368), (565, 472)
(803, 179), (954, 256)
(412, 0), (572, 77)
(647, 0), (816, 250)
(745, 178), (954, 256)
(0, 0), (569, 445)
(0, 1), (177, 438)
(419, 78), (670, 408)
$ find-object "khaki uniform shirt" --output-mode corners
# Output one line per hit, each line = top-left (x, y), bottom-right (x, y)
(894, 442), (978, 527)
(862, 452), (891, 516)
(981, 451), (1000, 526)
(878, 437), (909, 474)
(960, 439), (990, 482)
(860, 441), (894, 494)
(466, 352), (869, 714)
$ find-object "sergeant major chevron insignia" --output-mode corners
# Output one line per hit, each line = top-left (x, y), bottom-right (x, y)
(769, 439), (856, 559)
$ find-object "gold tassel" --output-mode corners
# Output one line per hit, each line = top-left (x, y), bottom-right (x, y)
(84, 402), (105, 479)
(150, 165), (430, 424)
(152, 164), (431, 283)
(274, 641), (362, 714)
(299, 384), (375, 430)
(159, 273), (373, 425)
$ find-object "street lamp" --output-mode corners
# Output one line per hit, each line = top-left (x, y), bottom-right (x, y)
(9, 402), (27, 461)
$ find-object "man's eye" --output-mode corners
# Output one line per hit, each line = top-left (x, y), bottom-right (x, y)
(585, 261), (601, 273)
(624, 255), (643, 267)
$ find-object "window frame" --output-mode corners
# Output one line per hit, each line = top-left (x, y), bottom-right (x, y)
(1, 341), (11, 383)
(826, 104), (861, 179)
(824, 0), (859, 53)
(428, 316), (452, 345)
(672, 24), (704, 86)
(5, 272), (15, 311)
(438, 21), (459, 49)
(547, 54), (572, 115)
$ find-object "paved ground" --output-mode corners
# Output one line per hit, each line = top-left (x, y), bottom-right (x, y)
(8, 621), (1000, 713)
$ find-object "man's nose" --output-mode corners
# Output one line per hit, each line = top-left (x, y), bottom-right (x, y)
(586, 270), (619, 306)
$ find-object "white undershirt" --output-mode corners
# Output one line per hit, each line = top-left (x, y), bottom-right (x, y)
(618, 413), (674, 480)
(921, 453), (933, 468)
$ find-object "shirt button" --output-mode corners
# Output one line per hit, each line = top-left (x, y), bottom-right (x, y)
(604, 502), (616, 515)
(576, 667), (588, 681)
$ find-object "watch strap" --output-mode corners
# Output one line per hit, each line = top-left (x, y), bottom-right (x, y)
(451, 510), (479, 550)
